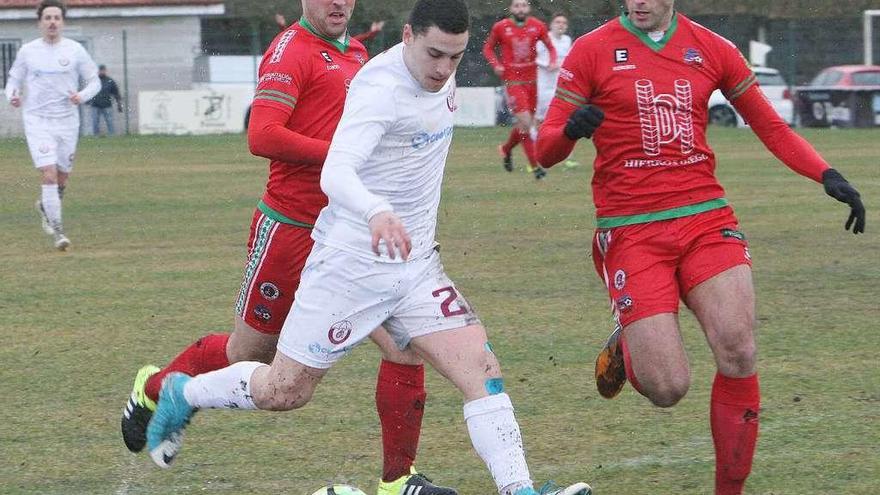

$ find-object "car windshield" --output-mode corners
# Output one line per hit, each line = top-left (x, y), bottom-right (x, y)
(851, 71), (880, 86)
(810, 70), (843, 86)
(756, 72), (786, 86)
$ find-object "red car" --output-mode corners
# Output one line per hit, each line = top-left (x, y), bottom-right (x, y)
(808, 65), (880, 88)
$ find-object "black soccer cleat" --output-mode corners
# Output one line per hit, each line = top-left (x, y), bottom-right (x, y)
(121, 365), (160, 452)
(499, 145), (514, 172)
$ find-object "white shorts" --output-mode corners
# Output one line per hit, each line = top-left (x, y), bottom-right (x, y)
(536, 69), (559, 121)
(23, 113), (80, 172)
(277, 243), (481, 369)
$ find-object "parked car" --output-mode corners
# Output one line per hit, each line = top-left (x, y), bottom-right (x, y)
(807, 65), (880, 88)
(708, 66), (794, 127)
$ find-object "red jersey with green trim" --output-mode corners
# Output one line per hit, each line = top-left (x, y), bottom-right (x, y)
(549, 13), (755, 218)
(483, 16), (554, 82)
(253, 19), (368, 224)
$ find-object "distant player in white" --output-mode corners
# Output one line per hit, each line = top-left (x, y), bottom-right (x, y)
(144, 2), (592, 494)
(4, 0), (100, 250)
(535, 13), (578, 168)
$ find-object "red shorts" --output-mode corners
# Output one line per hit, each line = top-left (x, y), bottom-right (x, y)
(591, 207), (752, 327)
(505, 82), (537, 114)
(234, 210), (314, 334)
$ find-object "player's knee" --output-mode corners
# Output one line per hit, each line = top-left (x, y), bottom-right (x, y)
(645, 375), (690, 408)
(715, 336), (757, 376)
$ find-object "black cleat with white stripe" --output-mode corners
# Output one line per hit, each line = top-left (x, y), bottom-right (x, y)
(400, 473), (457, 495)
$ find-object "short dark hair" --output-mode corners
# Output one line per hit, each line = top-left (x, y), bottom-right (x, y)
(409, 0), (469, 36)
(38, 0), (66, 19)
(551, 12), (568, 21)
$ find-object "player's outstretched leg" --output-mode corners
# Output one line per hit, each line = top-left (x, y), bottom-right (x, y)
(594, 324), (627, 398)
(536, 481), (592, 495)
(146, 372), (196, 468)
(377, 467), (458, 495)
(121, 364), (160, 452)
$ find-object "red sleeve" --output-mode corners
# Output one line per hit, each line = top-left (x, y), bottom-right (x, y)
(537, 38), (593, 168)
(247, 30), (329, 165)
(482, 24), (501, 69)
(715, 35), (829, 182)
(732, 88), (829, 183)
(247, 105), (329, 165)
(353, 30), (378, 43)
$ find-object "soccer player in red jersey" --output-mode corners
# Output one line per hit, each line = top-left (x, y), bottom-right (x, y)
(120, 1), (456, 493)
(537, 1), (865, 493)
(483, 0), (556, 179)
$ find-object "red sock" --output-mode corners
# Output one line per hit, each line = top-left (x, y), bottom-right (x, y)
(711, 372), (760, 495)
(144, 333), (231, 402)
(521, 133), (538, 167)
(502, 128), (525, 155)
(376, 360), (426, 482)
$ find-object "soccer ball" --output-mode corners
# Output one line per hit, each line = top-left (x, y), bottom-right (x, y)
(310, 485), (367, 495)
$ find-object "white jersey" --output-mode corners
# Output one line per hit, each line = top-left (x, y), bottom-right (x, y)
(315, 42), (456, 262)
(4, 37), (100, 119)
(536, 33), (572, 90)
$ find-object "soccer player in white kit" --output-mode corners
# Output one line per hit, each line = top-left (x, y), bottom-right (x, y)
(534, 13), (578, 168)
(4, 0), (100, 250)
(145, 2), (592, 494)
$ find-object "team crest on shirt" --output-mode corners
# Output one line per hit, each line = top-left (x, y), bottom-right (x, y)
(58, 57), (70, 67)
(354, 52), (366, 65)
(328, 320), (353, 345)
(447, 85), (458, 112)
(683, 48), (704, 66)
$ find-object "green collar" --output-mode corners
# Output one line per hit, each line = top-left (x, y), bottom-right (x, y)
(299, 16), (350, 53)
(509, 15), (527, 28)
(619, 11), (678, 51)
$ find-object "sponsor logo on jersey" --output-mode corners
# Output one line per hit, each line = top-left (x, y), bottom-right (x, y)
(259, 72), (292, 85)
(259, 282), (280, 300)
(612, 64), (637, 72)
(614, 48), (629, 63)
(328, 319), (353, 345)
(559, 67), (574, 82)
(270, 29), (297, 64)
(38, 144), (50, 154)
(633, 78), (695, 157)
(613, 269), (626, 290)
(683, 47), (703, 66)
(411, 126), (454, 149)
(721, 228), (746, 241)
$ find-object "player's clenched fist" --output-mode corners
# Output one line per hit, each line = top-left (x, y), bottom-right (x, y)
(369, 210), (412, 260)
(564, 104), (604, 140)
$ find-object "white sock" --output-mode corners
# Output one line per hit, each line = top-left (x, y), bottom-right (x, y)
(463, 393), (533, 494)
(182, 361), (263, 410)
(529, 125), (538, 142)
(41, 184), (62, 229)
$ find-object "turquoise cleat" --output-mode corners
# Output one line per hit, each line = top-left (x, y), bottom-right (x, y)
(146, 372), (195, 468)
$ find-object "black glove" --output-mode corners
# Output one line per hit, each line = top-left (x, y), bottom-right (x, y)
(564, 104), (604, 140)
(822, 168), (865, 234)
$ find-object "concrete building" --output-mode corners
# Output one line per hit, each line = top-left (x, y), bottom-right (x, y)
(0, 0), (224, 136)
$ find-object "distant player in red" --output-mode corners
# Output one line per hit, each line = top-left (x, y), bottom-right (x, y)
(120, 1), (456, 493)
(537, 1), (865, 494)
(483, 0), (556, 179)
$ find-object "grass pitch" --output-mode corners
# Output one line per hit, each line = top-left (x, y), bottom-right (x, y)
(0, 127), (877, 494)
